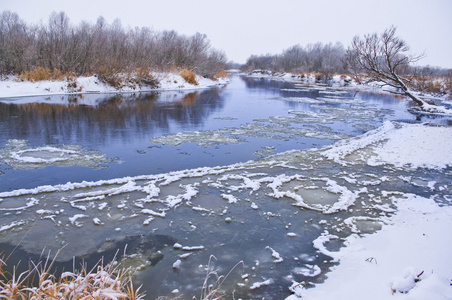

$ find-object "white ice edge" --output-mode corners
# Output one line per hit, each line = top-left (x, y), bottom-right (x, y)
(0, 73), (230, 100)
(288, 194), (452, 300)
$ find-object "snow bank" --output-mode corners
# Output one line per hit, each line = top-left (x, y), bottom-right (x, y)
(368, 123), (452, 169)
(324, 121), (452, 169)
(0, 72), (229, 99)
(288, 194), (452, 300)
(287, 122), (452, 300)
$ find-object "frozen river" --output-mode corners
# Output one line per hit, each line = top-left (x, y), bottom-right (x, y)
(0, 75), (450, 299)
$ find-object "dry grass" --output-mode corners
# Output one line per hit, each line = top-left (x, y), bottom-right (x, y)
(407, 75), (445, 95)
(212, 70), (228, 81)
(0, 252), (145, 299)
(17, 67), (76, 82)
(198, 256), (244, 300)
(97, 68), (160, 89)
(180, 69), (198, 85)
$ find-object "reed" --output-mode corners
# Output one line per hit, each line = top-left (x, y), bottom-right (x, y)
(0, 252), (145, 299)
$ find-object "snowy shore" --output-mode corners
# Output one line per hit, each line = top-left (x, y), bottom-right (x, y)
(289, 195), (452, 299)
(288, 122), (452, 300)
(0, 72), (229, 99)
(0, 71), (451, 299)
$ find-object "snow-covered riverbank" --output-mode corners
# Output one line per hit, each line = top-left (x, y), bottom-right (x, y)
(0, 73), (451, 299)
(288, 122), (452, 300)
(289, 194), (452, 299)
(0, 72), (229, 99)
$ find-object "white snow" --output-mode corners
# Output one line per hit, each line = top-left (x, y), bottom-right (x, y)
(0, 220), (25, 232)
(181, 246), (205, 251)
(285, 121), (452, 300)
(68, 214), (88, 227)
(266, 246), (284, 263)
(0, 113), (451, 300)
(293, 264), (322, 277)
(323, 121), (452, 169)
(368, 123), (452, 169)
(0, 72), (229, 100)
(172, 259), (182, 269)
(288, 194), (452, 300)
(250, 279), (274, 290)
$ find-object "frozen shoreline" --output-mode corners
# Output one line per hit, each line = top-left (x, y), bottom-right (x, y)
(287, 121), (452, 299)
(0, 71), (451, 299)
(288, 194), (452, 300)
(0, 72), (229, 99)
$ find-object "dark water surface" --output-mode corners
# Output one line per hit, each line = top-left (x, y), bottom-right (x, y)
(0, 76), (415, 192)
(3, 75), (443, 299)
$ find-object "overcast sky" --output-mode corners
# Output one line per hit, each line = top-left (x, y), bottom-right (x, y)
(2, 0), (452, 67)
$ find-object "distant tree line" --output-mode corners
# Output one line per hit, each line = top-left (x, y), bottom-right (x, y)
(241, 42), (346, 79)
(0, 11), (227, 78)
(242, 34), (452, 97)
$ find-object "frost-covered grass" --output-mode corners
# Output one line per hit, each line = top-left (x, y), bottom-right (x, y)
(0, 253), (145, 299)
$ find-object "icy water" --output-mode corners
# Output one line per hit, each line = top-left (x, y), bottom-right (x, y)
(0, 76), (450, 299)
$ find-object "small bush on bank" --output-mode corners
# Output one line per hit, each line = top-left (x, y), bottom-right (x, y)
(132, 68), (160, 89)
(446, 71), (452, 98)
(408, 75), (445, 95)
(180, 69), (198, 85)
(97, 68), (161, 90)
(213, 70), (228, 80)
(16, 67), (76, 82)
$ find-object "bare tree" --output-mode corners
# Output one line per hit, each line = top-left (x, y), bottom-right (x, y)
(344, 26), (426, 106)
(0, 11), (227, 78)
(242, 42), (345, 78)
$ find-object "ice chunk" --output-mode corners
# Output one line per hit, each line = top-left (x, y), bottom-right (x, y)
(250, 279), (274, 290)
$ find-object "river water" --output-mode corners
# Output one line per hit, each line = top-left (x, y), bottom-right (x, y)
(0, 75), (449, 299)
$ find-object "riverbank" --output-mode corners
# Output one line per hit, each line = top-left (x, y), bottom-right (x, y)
(286, 122), (452, 300)
(0, 71), (229, 99)
(0, 73), (451, 299)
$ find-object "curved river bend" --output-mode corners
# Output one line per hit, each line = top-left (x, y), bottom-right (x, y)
(1, 75), (450, 299)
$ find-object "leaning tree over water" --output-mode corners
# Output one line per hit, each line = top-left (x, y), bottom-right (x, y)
(343, 26), (426, 106)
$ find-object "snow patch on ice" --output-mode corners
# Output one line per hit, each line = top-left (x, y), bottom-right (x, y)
(0, 139), (109, 170)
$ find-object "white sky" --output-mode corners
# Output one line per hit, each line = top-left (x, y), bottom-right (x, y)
(2, 0), (452, 68)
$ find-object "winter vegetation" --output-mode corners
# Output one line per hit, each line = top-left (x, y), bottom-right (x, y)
(343, 26), (452, 114)
(0, 253), (145, 299)
(241, 28), (452, 106)
(0, 11), (227, 84)
(0, 8), (451, 299)
(242, 42), (346, 80)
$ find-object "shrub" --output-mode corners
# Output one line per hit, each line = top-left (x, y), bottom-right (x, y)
(133, 68), (160, 88)
(16, 67), (74, 82)
(180, 69), (198, 85)
(18, 67), (52, 82)
(213, 70), (228, 80)
(446, 72), (452, 98)
(409, 75), (445, 95)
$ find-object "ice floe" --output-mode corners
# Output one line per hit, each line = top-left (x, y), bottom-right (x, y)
(0, 139), (109, 170)
(0, 120), (451, 299)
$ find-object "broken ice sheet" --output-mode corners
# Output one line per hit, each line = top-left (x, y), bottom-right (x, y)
(0, 139), (109, 170)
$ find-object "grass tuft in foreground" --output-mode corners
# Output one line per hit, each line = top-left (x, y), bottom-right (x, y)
(0, 252), (145, 300)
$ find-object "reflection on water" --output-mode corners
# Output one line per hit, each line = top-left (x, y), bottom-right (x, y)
(0, 89), (226, 147)
(1, 75), (448, 299)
